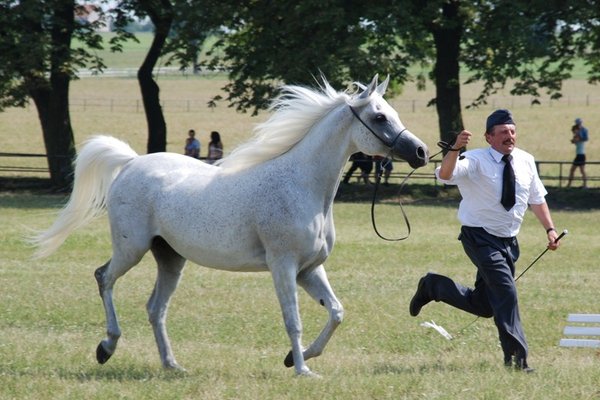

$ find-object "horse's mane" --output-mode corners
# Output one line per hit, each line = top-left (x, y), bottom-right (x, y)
(217, 78), (369, 173)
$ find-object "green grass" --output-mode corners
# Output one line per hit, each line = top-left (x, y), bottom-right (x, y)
(83, 32), (595, 79)
(1, 191), (600, 399)
(77, 32), (221, 70)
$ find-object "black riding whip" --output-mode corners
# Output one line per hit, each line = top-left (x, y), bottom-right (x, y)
(515, 229), (568, 282)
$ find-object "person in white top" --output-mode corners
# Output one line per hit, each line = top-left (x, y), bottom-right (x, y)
(408, 109), (562, 373)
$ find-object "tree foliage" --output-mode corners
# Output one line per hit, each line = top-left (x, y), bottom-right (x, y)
(195, 0), (600, 140)
(205, 1), (399, 114)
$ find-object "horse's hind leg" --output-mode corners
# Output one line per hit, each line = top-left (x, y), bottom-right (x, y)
(147, 237), (186, 370)
(94, 252), (144, 364)
(284, 265), (344, 368)
(95, 261), (116, 364)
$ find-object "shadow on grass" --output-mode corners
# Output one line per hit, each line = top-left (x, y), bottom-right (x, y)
(0, 362), (186, 382)
(58, 365), (189, 382)
(2, 177), (598, 211)
(0, 177), (67, 209)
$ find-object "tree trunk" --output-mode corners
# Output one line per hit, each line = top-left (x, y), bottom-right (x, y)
(138, 0), (173, 154)
(30, 86), (76, 191)
(30, 0), (76, 190)
(431, 1), (465, 149)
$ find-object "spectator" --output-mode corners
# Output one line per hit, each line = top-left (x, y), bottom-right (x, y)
(343, 152), (373, 184)
(567, 118), (588, 188)
(207, 131), (224, 164)
(184, 129), (201, 159)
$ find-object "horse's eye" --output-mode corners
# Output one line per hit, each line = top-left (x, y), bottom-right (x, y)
(374, 114), (387, 123)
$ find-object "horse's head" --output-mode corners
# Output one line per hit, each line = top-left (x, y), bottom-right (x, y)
(349, 75), (429, 168)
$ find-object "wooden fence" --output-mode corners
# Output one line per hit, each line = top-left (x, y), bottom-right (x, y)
(13, 90), (600, 114)
(1, 153), (598, 189)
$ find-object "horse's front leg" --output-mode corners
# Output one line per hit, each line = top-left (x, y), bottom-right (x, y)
(270, 264), (316, 377)
(284, 265), (344, 367)
(147, 237), (187, 370)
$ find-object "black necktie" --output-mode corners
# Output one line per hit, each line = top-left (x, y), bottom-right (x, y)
(501, 154), (515, 211)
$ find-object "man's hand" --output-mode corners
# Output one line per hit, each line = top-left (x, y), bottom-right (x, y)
(547, 229), (562, 251)
(453, 130), (472, 150)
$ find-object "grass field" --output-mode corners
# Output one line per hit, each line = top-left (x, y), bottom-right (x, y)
(2, 35), (600, 398)
(1, 191), (600, 399)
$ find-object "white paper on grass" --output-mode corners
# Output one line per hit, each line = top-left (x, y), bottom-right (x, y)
(420, 320), (453, 340)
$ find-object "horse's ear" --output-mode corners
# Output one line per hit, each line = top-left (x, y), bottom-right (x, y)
(376, 75), (390, 95)
(358, 74), (379, 99)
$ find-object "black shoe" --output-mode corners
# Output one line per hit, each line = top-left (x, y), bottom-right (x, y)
(409, 275), (431, 317)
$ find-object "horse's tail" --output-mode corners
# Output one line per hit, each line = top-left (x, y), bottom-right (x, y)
(31, 136), (138, 259)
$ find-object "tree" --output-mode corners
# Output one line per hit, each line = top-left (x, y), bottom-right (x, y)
(0, 0), (123, 189)
(205, 0), (600, 145)
(135, 0), (173, 154)
(206, 1), (379, 115)
(110, 0), (229, 153)
(109, 0), (173, 154)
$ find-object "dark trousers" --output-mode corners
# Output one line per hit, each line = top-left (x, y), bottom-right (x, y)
(423, 226), (528, 361)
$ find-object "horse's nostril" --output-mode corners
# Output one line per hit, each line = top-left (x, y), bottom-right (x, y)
(416, 146), (428, 162)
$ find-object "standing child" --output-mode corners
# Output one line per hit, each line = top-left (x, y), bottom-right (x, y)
(567, 118), (588, 188)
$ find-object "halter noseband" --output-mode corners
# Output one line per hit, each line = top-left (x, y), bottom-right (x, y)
(349, 105), (407, 150)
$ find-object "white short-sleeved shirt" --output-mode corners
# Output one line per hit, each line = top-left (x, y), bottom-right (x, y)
(435, 147), (547, 238)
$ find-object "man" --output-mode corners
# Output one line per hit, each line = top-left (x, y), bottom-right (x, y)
(184, 129), (201, 159)
(409, 109), (561, 372)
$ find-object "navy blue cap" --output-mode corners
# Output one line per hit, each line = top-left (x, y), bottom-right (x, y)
(486, 109), (515, 132)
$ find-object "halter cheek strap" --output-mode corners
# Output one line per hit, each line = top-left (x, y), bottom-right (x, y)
(349, 106), (407, 150)
(349, 105), (412, 241)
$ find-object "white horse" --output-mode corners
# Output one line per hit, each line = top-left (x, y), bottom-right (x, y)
(32, 75), (429, 376)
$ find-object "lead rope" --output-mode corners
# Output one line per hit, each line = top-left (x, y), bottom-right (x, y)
(370, 133), (459, 241)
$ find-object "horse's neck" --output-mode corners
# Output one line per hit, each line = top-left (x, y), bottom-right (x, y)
(285, 106), (353, 190)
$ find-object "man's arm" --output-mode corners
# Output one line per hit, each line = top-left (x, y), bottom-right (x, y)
(530, 202), (560, 250)
(438, 130), (472, 180)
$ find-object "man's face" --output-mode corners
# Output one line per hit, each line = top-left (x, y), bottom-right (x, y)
(486, 124), (516, 155)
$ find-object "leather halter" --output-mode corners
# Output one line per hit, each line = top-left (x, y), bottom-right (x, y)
(349, 105), (407, 150)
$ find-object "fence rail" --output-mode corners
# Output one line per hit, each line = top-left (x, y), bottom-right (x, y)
(14, 93), (600, 114)
(1, 153), (598, 188)
(342, 159), (600, 188)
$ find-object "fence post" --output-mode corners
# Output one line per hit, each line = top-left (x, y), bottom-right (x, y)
(559, 162), (563, 187)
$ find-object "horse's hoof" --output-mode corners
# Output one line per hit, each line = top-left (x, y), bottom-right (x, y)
(297, 369), (322, 379)
(96, 342), (112, 364)
(283, 350), (294, 368)
(164, 362), (187, 373)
